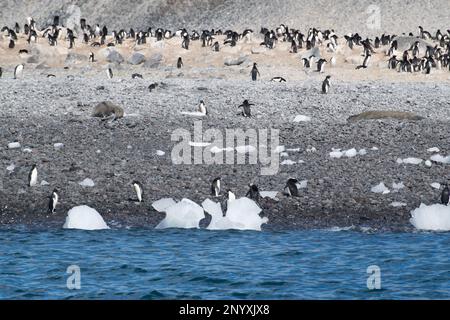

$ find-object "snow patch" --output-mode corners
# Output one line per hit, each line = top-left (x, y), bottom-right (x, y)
(430, 154), (450, 164)
(431, 183), (441, 190)
(397, 157), (423, 165)
(293, 115), (311, 122)
(391, 202), (407, 207)
(8, 142), (21, 149)
(427, 147), (440, 153)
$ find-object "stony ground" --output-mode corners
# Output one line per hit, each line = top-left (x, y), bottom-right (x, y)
(1, 68), (450, 231)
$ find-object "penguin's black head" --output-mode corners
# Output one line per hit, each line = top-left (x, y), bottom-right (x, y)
(53, 188), (58, 193)
(131, 180), (140, 186)
(326, 75), (331, 79)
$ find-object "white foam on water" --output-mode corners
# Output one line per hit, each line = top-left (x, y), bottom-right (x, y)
(410, 204), (450, 231)
(202, 197), (268, 231)
(63, 205), (110, 231)
(79, 178), (95, 187)
(155, 198), (205, 229)
(371, 182), (390, 194)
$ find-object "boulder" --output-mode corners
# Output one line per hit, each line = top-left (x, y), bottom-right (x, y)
(128, 52), (145, 65)
(143, 53), (163, 68)
(224, 55), (249, 66)
(105, 49), (124, 64)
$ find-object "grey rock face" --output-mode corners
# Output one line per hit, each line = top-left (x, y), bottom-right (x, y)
(105, 50), (124, 64)
(143, 53), (163, 68)
(128, 52), (146, 65)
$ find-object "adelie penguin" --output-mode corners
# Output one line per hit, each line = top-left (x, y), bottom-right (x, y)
(251, 63), (260, 81)
(246, 184), (260, 202)
(441, 183), (449, 206)
(106, 68), (113, 79)
(222, 189), (236, 216)
(198, 100), (208, 115)
(238, 100), (253, 117)
(316, 59), (327, 73)
(0, 67), (2, 78)
(28, 164), (38, 187)
(284, 178), (299, 197)
(132, 73), (143, 79)
(48, 188), (59, 213)
(322, 75), (331, 94)
(270, 77), (286, 83)
(14, 64), (24, 79)
(89, 52), (95, 62)
(211, 177), (221, 197)
(132, 181), (144, 202)
(177, 57), (183, 69)
(356, 52), (371, 70)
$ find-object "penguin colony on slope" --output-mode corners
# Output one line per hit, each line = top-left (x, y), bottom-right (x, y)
(2, 17), (450, 217)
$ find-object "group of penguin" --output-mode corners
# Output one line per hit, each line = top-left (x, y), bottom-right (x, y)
(25, 164), (300, 216)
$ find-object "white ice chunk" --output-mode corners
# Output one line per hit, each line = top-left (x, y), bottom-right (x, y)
(390, 202), (407, 207)
(410, 204), (450, 231)
(344, 148), (358, 158)
(274, 146), (285, 153)
(293, 115), (311, 122)
(260, 191), (279, 200)
(79, 178), (95, 187)
(371, 182), (390, 194)
(156, 198), (205, 229)
(54, 143), (64, 149)
(22, 148), (32, 153)
(427, 147), (440, 153)
(8, 142), (21, 149)
(40, 180), (50, 186)
(307, 147), (317, 153)
(156, 150), (165, 156)
(297, 180), (308, 189)
(371, 147), (379, 151)
(330, 150), (343, 158)
(397, 158), (423, 165)
(359, 149), (367, 156)
(152, 198), (177, 212)
(281, 159), (297, 165)
(280, 152), (289, 157)
(63, 205), (110, 231)
(431, 183), (441, 190)
(203, 197), (268, 231)
(430, 154), (450, 164)
(425, 160), (432, 167)
(392, 182), (405, 191)
(6, 164), (15, 172)
(286, 148), (301, 152)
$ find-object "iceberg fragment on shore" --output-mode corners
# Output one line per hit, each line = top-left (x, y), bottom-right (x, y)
(202, 197), (268, 231)
(410, 204), (450, 231)
(63, 206), (110, 231)
(154, 198), (205, 229)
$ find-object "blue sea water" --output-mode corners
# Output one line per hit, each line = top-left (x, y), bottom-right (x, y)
(0, 227), (449, 300)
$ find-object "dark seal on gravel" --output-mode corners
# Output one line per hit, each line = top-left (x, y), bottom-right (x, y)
(92, 101), (124, 119)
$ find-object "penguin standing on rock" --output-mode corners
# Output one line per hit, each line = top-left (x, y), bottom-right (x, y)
(89, 52), (95, 62)
(177, 57), (183, 69)
(251, 63), (260, 81)
(211, 177), (221, 197)
(284, 178), (299, 197)
(132, 181), (144, 202)
(198, 100), (208, 115)
(106, 68), (113, 79)
(246, 184), (260, 202)
(238, 100), (254, 117)
(441, 183), (449, 205)
(48, 189), (59, 213)
(322, 75), (331, 94)
(28, 164), (38, 187)
(14, 64), (24, 79)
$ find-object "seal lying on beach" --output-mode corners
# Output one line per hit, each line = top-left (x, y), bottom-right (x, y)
(92, 101), (124, 120)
